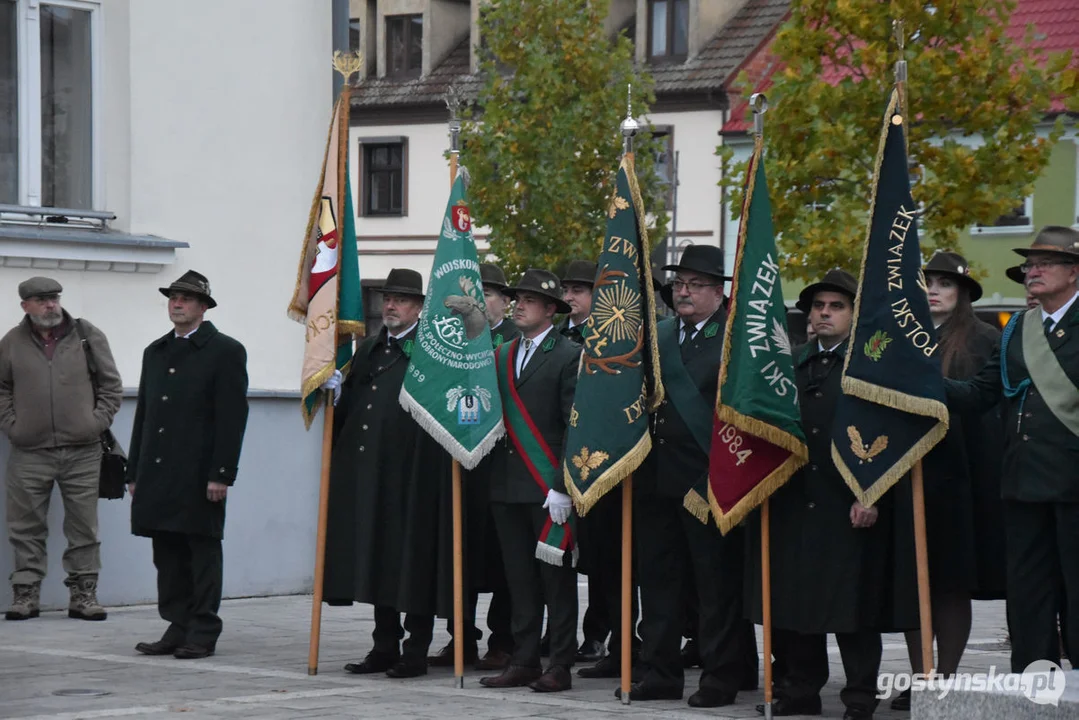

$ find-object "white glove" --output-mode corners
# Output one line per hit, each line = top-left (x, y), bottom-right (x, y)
(321, 369), (343, 406)
(543, 489), (573, 525)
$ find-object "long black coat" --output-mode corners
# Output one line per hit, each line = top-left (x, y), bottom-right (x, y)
(922, 319), (1006, 599)
(128, 322), (249, 539)
(746, 341), (918, 634)
(322, 326), (454, 617)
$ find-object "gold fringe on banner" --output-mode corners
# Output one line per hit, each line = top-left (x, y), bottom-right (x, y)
(683, 488), (711, 524)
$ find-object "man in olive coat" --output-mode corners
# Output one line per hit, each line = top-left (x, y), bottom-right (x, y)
(128, 271), (249, 660)
(321, 269), (453, 679)
(628, 245), (757, 708)
(747, 270), (916, 719)
(946, 226), (1079, 671)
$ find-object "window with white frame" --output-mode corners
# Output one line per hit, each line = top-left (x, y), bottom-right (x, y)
(1, 0), (101, 210)
(973, 196), (1033, 235)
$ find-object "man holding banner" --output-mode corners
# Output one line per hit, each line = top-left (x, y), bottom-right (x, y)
(479, 269), (580, 694)
(630, 245), (758, 708)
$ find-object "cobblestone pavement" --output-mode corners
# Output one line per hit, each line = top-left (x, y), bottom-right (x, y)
(0, 586), (1013, 719)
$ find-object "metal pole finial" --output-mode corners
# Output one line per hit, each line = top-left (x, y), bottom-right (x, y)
(444, 85), (463, 153)
(750, 93), (768, 137)
(893, 20), (908, 83)
(620, 84), (640, 153)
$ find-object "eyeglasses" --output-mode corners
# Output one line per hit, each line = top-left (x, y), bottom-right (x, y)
(1019, 260), (1075, 273)
(672, 279), (720, 293)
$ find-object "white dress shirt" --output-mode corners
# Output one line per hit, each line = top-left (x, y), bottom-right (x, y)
(1041, 290), (1079, 333)
(517, 325), (554, 377)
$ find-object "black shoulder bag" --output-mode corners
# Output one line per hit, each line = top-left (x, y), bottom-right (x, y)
(74, 320), (128, 499)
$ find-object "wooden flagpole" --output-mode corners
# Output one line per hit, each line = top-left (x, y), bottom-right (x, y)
(892, 20), (934, 679)
(761, 499), (774, 719)
(618, 87), (640, 707)
(912, 460), (934, 675)
(447, 87), (466, 689)
(621, 474), (633, 704)
(308, 393), (335, 675)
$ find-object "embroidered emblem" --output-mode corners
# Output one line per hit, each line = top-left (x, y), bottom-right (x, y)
(541, 335), (556, 352)
(571, 446), (609, 481)
(451, 201), (471, 232)
(401, 339), (414, 357)
(607, 194), (630, 219)
(847, 426), (888, 464)
(446, 385), (493, 425)
(493, 333), (505, 347)
(569, 405), (580, 428)
(703, 322), (719, 339)
(864, 330), (892, 361)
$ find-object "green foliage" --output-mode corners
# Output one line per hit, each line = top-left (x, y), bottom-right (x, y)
(462, 0), (669, 277)
(717, 0), (1073, 282)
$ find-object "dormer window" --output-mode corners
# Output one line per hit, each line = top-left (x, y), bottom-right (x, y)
(386, 14), (422, 77)
(648, 0), (688, 62)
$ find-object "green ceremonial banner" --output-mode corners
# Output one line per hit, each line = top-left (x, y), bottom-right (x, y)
(563, 154), (663, 515)
(399, 172), (504, 469)
(709, 138), (807, 534)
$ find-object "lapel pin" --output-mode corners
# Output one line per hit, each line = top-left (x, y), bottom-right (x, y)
(1056, 329), (1065, 338)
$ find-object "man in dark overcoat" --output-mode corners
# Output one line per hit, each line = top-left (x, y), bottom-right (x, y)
(321, 268), (452, 679)
(429, 262), (517, 671)
(627, 244), (758, 708)
(746, 269), (916, 720)
(128, 271), (249, 660)
(478, 269), (580, 693)
(946, 226), (1079, 671)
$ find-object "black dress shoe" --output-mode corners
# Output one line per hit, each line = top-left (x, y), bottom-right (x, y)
(842, 706), (874, 720)
(680, 639), (700, 668)
(578, 654), (619, 678)
(427, 641), (478, 667)
(474, 648), (512, 671)
(687, 687), (736, 708)
(529, 665), (572, 692)
(173, 644), (214, 659)
(135, 639), (179, 656)
(756, 695), (823, 716)
(344, 651), (399, 674)
(479, 665), (542, 688)
(385, 659), (428, 678)
(614, 681), (683, 701)
(576, 638), (605, 663)
(890, 688), (911, 711)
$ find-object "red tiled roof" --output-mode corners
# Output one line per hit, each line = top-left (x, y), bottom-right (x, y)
(721, 0), (1079, 134)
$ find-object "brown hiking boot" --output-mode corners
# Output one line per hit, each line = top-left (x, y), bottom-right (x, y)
(5, 583), (41, 620)
(67, 576), (107, 621)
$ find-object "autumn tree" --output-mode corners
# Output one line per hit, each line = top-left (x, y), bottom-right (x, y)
(462, 0), (668, 277)
(719, 0), (1074, 282)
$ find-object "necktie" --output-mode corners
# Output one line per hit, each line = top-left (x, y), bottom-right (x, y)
(681, 325), (696, 345)
(1044, 317), (1055, 337)
(518, 338), (534, 377)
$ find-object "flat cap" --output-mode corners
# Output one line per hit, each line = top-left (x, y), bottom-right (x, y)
(18, 276), (63, 300)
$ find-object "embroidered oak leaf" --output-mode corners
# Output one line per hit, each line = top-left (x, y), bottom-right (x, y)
(572, 447), (609, 481)
(471, 386), (493, 412)
(847, 426), (888, 464)
(607, 195), (629, 218)
(446, 386), (467, 412)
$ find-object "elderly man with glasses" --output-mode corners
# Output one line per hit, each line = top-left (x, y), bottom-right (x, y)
(947, 225), (1079, 672)
(620, 244), (758, 708)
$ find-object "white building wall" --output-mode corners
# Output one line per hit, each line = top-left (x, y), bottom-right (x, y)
(1, 0), (334, 608)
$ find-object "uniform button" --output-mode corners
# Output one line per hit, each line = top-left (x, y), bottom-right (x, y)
(219, 468), (226, 474)
(662, 400), (668, 406)
(659, 439), (666, 445)
(384, 348), (391, 354)
(162, 395), (169, 401)
(155, 457), (161, 464)
(821, 358), (829, 364)
(359, 446), (365, 452)
(814, 391), (822, 398)
(807, 502), (816, 509)
(658, 418), (665, 424)
(811, 427), (819, 435)
(362, 424), (369, 431)
(366, 404), (373, 410)
(1022, 434), (1030, 441)
(810, 464), (819, 471)
(158, 427), (165, 434)
(1024, 412), (1032, 418)
(371, 385), (377, 391)
(509, 448), (515, 454)
(168, 368), (176, 374)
